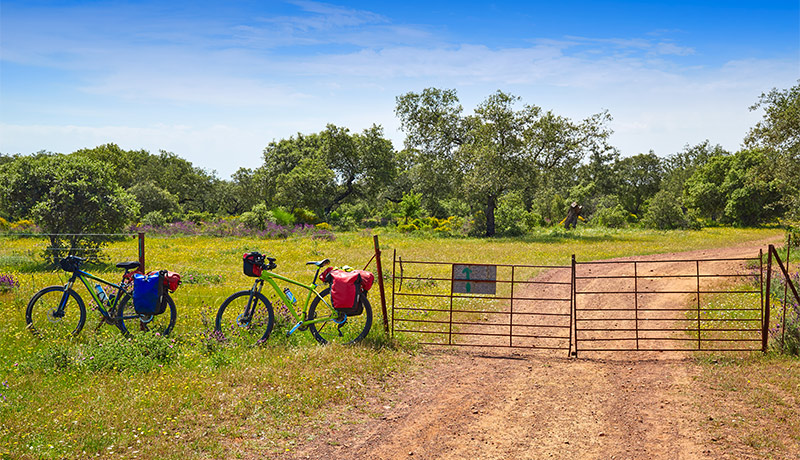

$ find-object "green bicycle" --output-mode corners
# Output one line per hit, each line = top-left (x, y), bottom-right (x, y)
(214, 252), (372, 345)
(25, 255), (177, 339)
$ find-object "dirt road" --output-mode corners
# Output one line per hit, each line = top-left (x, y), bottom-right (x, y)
(290, 240), (780, 460)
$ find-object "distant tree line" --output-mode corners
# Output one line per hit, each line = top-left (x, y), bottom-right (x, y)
(0, 81), (797, 246)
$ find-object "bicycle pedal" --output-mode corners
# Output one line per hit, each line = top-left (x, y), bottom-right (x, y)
(287, 321), (303, 337)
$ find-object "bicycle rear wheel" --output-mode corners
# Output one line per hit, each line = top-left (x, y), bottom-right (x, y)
(307, 288), (372, 345)
(25, 286), (87, 339)
(117, 293), (177, 336)
(214, 290), (274, 345)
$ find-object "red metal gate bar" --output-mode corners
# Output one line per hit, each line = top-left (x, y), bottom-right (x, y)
(395, 292), (572, 301)
(782, 239), (791, 346)
(510, 265), (515, 347)
(395, 275), (571, 285)
(392, 308), (570, 318)
(575, 289), (759, 294)
(574, 254), (762, 353)
(634, 261), (639, 349)
(696, 260), (701, 349)
(577, 256), (757, 264)
(764, 248), (773, 352)
(391, 257), (572, 351)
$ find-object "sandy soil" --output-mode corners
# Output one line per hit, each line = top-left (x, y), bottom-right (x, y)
(288, 239), (781, 460)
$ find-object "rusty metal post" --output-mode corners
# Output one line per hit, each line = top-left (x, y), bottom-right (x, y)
(696, 260), (701, 350)
(448, 265), (454, 345)
(634, 261), (639, 351)
(763, 245), (773, 353)
(571, 254), (577, 358)
(373, 235), (390, 336)
(510, 266), (515, 348)
(391, 249), (396, 338)
(138, 232), (145, 273)
(760, 248), (764, 334)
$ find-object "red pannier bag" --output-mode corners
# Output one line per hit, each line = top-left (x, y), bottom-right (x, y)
(320, 268), (374, 316)
(243, 252), (264, 277)
(161, 271), (181, 293)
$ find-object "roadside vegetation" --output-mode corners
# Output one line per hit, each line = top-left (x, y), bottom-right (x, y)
(0, 81), (797, 257)
(0, 227), (790, 459)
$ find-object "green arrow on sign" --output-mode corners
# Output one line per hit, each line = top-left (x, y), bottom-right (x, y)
(462, 266), (472, 293)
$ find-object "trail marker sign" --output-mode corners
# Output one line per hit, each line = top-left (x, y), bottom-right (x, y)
(452, 264), (497, 295)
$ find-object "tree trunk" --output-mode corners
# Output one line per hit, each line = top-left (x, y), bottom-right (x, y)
(485, 195), (497, 237)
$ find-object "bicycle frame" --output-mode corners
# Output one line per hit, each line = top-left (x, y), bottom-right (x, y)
(60, 269), (127, 320)
(252, 268), (336, 327)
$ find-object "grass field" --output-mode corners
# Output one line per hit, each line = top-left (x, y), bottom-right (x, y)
(0, 226), (794, 459)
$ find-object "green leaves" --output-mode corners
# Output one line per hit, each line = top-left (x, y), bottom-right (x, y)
(396, 87), (611, 236)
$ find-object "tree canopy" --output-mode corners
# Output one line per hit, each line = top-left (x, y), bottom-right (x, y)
(1, 82), (798, 239)
(396, 88), (613, 236)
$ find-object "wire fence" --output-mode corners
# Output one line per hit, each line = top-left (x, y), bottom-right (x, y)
(0, 232), (388, 338)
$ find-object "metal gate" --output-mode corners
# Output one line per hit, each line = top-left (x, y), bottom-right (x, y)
(391, 254), (572, 352)
(573, 253), (764, 354)
(391, 250), (772, 356)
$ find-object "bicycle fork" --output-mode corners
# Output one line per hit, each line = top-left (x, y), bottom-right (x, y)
(238, 280), (263, 327)
(50, 280), (76, 322)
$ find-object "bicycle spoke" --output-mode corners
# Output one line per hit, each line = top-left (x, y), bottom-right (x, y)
(215, 291), (274, 345)
(308, 288), (372, 345)
(26, 287), (86, 340)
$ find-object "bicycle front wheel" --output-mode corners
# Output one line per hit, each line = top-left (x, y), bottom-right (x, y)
(117, 293), (177, 336)
(25, 286), (87, 340)
(215, 290), (274, 346)
(308, 288), (372, 345)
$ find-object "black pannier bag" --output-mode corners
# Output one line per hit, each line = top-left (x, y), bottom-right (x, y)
(243, 252), (265, 277)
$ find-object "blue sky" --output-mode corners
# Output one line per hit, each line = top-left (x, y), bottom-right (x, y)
(1, 0), (798, 178)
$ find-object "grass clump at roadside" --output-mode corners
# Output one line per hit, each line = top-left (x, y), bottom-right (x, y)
(0, 227), (785, 458)
(693, 353), (800, 458)
(1, 336), (415, 459)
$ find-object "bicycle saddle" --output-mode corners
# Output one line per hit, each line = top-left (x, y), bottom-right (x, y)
(116, 261), (141, 270)
(306, 259), (330, 267)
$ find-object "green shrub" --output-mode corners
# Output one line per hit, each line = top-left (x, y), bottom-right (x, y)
(592, 204), (628, 228)
(142, 210), (168, 227)
(183, 210), (216, 224)
(293, 207), (318, 225)
(641, 190), (690, 230)
(525, 211), (544, 229)
(495, 192), (528, 236)
(397, 222), (419, 233)
(271, 207), (296, 227)
(338, 202), (371, 224)
(240, 203), (276, 230)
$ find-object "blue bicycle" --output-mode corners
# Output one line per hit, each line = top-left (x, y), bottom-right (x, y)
(25, 255), (177, 339)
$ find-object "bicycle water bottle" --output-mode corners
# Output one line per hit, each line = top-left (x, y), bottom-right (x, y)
(283, 288), (297, 304)
(95, 284), (108, 304)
